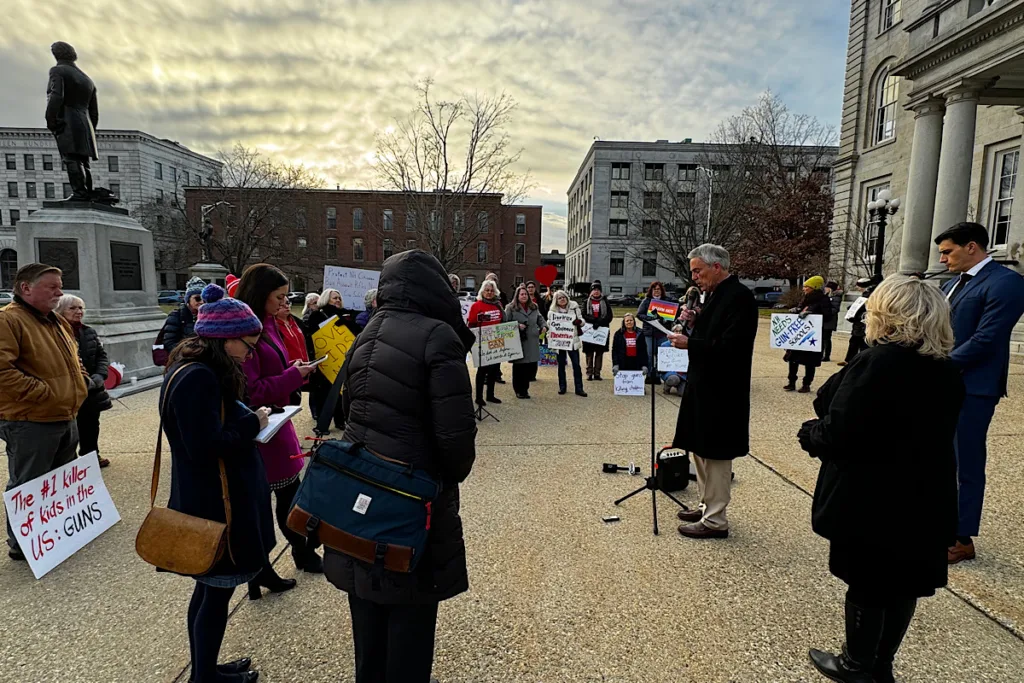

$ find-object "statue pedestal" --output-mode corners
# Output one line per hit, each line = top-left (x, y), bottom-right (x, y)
(189, 262), (229, 287)
(17, 207), (165, 381)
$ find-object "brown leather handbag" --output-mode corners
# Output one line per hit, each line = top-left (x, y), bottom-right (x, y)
(135, 364), (234, 576)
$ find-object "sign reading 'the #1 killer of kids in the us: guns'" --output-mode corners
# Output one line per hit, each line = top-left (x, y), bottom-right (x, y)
(3, 452), (120, 579)
(769, 313), (824, 351)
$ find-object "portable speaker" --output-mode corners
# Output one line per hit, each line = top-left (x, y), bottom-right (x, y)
(656, 448), (690, 492)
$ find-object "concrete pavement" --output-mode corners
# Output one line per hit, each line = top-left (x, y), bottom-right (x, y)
(0, 319), (1021, 682)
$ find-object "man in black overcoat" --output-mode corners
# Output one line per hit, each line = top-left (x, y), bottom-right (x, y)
(667, 244), (758, 539)
(44, 42), (99, 201)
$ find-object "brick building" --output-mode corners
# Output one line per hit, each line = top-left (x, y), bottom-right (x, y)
(182, 188), (542, 297)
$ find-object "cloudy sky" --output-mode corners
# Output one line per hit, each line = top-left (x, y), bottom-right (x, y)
(1, 0), (849, 251)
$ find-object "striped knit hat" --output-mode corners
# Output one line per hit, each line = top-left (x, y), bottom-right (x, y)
(193, 284), (263, 339)
(185, 276), (207, 301)
(224, 273), (241, 298)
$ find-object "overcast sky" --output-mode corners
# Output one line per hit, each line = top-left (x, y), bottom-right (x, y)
(0, 0), (849, 251)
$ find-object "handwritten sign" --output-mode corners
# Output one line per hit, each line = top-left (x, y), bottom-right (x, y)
(322, 266), (381, 311)
(471, 322), (524, 367)
(461, 299), (473, 322)
(770, 313), (824, 351)
(658, 346), (690, 373)
(539, 342), (558, 366)
(3, 452), (120, 579)
(648, 299), (679, 322)
(311, 319), (357, 382)
(580, 326), (610, 346)
(547, 312), (577, 351)
(845, 296), (867, 321)
(614, 371), (645, 396)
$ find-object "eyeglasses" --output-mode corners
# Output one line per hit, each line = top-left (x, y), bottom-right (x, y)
(241, 339), (257, 359)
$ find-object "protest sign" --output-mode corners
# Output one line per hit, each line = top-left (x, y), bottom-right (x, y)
(547, 312), (576, 351)
(539, 342), (558, 366)
(3, 452), (120, 579)
(658, 346), (690, 373)
(471, 322), (525, 367)
(770, 313), (824, 351)
(648, 298), (679, 322)
(845, 296), (868, 321)
(311, 320), (357, 383)
(614, 371), (645, 396)
(460, 299), (473, 322)
(322, 266), (380, 311)
(580, 325), (610, 346)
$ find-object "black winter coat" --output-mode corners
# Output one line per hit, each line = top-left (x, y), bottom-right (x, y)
(162, 305), (195, 355)
(823, 293), (843, 332)
(672, 275), (758, 460)
(74, 324), (112, 412)
(786, 289), (830, 367)
(581, 296), (613, 352)
(799, 344), (963, 598)
(325, 250), (477, 605)
(611, 327), (649, 372)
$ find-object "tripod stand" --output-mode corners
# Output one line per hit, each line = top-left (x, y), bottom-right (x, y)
(473, 322), (499, 424)
(614, 325), (687, 534)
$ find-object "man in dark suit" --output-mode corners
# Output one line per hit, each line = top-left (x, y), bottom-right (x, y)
(44, 42), (99, 201)
(936, 222), (1024, 564)
(667, 244), (758, 539)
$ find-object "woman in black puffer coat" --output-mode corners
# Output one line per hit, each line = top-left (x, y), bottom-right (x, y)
(324, 249), (477, 683)
(56, 296), (113, 467)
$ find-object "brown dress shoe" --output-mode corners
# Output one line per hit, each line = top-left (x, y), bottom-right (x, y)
(677, 507), (703, 523)
(678, 522), (728, 539)
(948, 540), (976, 564)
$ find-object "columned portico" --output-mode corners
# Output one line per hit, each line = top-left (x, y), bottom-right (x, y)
(928, 87), (980, 272)
(899, 99), (944, 274)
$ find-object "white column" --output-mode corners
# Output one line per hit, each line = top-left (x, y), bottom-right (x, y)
(929, 87), (980, 271)
(899, 99), (945, 274)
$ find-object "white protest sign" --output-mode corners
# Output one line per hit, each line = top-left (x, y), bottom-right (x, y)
(547, 312), (576, 351)
(845, 296), (867, 321)
(770, 313), (824, 351)
(580, 326), (610, 346)
(460, 299), (473, 322)
(322, 266), (381, 311)
(614, 371), (645, 396)
(471, 322), (525, 367)
(658, 346), (689, 373)
(3, 452), (120, 579)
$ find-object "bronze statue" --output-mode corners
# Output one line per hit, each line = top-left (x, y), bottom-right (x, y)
(45, 42), (114, 204)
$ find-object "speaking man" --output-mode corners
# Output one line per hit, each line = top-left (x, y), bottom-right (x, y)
(667, 244), (758, 539)
(935, 223), (1024, 564)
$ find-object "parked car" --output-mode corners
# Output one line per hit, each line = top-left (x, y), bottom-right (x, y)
(752, 286), (785, 308)
(0, 290), (12, 306)
(606, 293), (639, 307)
(287, 291), (307, 305)
(158, 290), (184, 305)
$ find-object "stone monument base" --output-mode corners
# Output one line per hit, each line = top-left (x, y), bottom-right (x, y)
(189, 261), (230, 287)
(17, 207), (166, 382)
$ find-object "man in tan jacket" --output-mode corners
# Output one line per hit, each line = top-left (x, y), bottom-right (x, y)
(0, 263), (88, 561)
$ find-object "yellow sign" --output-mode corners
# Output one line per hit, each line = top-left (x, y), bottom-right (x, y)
(311, 321), (357, 383)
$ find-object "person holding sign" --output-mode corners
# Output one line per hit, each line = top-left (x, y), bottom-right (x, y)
(467, 280), (506, 406)
(582, 281), (613, 381)
(636, 280), (668, 363)
(611, 313), (649, 377)
(783, 276), (830, 394)
(547, 291), (587, 397)
(505, 285), (547, 399)
(304, 289), (358, 428)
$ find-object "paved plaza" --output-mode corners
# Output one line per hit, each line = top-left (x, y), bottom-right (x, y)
(1, 320), (1022, 683)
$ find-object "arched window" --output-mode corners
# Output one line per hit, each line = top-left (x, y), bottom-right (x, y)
(0, 249), (17, 289)
(874, 66), (899, 145)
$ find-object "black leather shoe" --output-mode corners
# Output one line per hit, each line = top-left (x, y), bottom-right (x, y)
(808, 649), (874, 683)
(783, 383), (796, 392)
(247, 567), (297, 600)
(486, 395), (502, 404)
(189, 658), (254, 682)
(798, 385), (812, 394)
(8, 546), (25, 562)
(677, 522), (728, 539)
(558, 388), (566, 395)
(575, 390), (588, 397)
(676, 507), (702, 523)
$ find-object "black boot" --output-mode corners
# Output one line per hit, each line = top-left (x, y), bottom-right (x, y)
(292, 544), (324, 574)
(247, 565), (297, 600)
(486, 392), (502, 404)
(475, 382), (486, 407)
(872, 600), (917, 683)
(189, 657), (254, 682)
(808, 595), (884, 683)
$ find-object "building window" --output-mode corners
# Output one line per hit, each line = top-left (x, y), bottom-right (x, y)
(642, 250), (658, 277)
(865, 182), (890, 258)
(643, 191), (662, 209)
(678, 164), (698, 181)
(992, 149), (1018, 247)
(678, 191), (697, 210)
(170, 166), (177, 184)
(5, 154), (15, 170)
(24, 155), (35, 171)
(609, 219), (628, 237)
(64, 183), (72, 199)
(610, 191), (629, 208)
(712, 164), (731, 176)
(477, 211), (488, 233)
(514, 275), (525, 287)
(383, 239), (394, 260)
(353, 207), (364, 231)
(155, 162), (163, 180)
(477, 241), (488, 263)
(406, 239), (417, 251)
(515, 214), (526, 235)
(156, 189), (164, 204)
(642, 220), (661, 237)
(10, 210), (20, 225)
(44, 182), (55, 199)
(297, 236), (307, 248)
(880, 0), (901, 31)
(874, 68), (899, 145)
(611, 162), (631, 180)
(7, 182), (17, 198)
(326, 237), (337, 259)
(383, 209), (394, 231)
(352, 238), (364, 261)
(25, 182), (36, 199)
(0, 250), (16, 289)
(296, 207), (307, 230)
(326, 207), (337, 230)
(430, 210), (440, 231)
(407, 210), (417, 231)
(644, 163), (664, 181)
(42, 154), (53, 171)
(610, 251), (625, 276)
(197, 176), (202, 187)
(108, 156), (119, 173)
(110, 182), (120, 198)
(515, 243), (526, 264)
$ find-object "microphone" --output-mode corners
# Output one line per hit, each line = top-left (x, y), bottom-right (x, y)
(476, 312), (488, 322)
(685, 286), (700, 311)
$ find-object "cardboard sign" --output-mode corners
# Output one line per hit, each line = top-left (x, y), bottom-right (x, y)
(311, 319), (358, 383)
(471, 322), (525, 367)
(614, 371), (645, 396)
(3, 452), (121, 579)
(580, 325), (610, 346)
(547, 312), (577, 351)
(322, 266), (381, 312)
(770, 313), (824, 351)
(648, 299), (679, 322)
(658, 346), (690, 373)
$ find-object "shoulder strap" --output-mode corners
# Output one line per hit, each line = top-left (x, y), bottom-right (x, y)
(316, 343), (357, 436)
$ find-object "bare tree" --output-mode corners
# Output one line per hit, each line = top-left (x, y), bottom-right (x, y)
(372, 80), (531, 272)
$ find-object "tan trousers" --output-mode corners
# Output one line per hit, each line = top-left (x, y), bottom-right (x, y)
(693, 455), (733, 530)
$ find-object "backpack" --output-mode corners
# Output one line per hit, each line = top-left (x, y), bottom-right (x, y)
(152, 319), (171, 367)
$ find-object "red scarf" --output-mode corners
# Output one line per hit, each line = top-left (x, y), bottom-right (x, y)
(625, 330), (638, 357)
(276, 316), (308, 364)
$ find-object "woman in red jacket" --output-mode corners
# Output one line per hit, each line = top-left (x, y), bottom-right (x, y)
(467, 279), (506, 406)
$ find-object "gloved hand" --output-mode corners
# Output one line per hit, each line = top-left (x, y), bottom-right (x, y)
(789, 307), (801, 314)
(798, 310), (810, 320)
(612, 365), (619, 376)
(89, 374), (105, 391)
(641, 367), (648, 376)
(797, 418), (818, 455)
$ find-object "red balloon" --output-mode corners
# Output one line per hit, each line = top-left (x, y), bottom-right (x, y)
(534, 264), (558, 287)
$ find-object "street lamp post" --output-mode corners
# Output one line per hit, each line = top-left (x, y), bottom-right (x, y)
(866, 189), (900, 283)
(695, 166), (714, 242)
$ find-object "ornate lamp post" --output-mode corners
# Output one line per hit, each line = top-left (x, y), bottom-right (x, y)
(866, 189), (900, 282)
